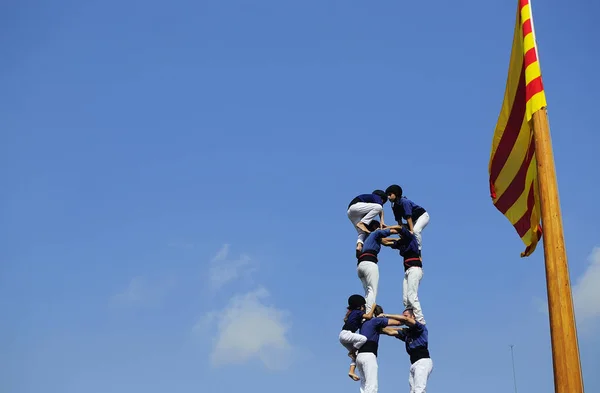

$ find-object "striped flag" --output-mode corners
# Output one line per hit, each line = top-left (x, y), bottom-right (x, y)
(488, 0), (547, 257)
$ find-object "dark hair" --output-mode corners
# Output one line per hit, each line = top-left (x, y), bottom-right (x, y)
(385, 185), (403, 198)
(374, 305), (384, 315)
(348, 294), (366, 310)
(367, 220), (380, 232)
(403, 308), (415, 317)
(372, 189), (388, 204)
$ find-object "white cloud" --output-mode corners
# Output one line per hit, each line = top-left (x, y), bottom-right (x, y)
(208, 244), (253, 291)
(573, 247), (600, 326)
(111, 276), (175, 307)
(199, 287), (292, 370)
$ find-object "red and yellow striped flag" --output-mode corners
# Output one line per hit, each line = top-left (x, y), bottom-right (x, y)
(489, 0), (546, 257)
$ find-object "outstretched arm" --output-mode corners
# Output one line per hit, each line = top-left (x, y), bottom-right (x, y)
(381, 327), (400, 336)
(380, 313), (418, 327)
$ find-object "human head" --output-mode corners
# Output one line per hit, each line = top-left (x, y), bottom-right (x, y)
(348, 294), (367, 310)
(374, 305), (384, 316)
(372, 189), (388, 204)
(385, 185), (403, 202)
(367, 220), (380, 232)
(403, 308), (415, 318)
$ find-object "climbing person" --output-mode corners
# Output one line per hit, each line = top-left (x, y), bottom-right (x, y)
(355, 304), (403, 393)
(385, 224), (426, 325)
(339, 294), (377, 381)
(384, 185), (429, 252)
(356, 221), (400, 314)
(347, 190), (388, 253)
(380, 308), (433, 393)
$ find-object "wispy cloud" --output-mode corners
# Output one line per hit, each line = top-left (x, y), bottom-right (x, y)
(208, 244), (254, 292)
(573, 247), (600, 328)
(195, 245), (293, 370)
(197, 287), (292, 370)
(111, 276), (175, 307)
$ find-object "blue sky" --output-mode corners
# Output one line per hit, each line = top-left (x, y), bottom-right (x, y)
(1, 0), (599, 392)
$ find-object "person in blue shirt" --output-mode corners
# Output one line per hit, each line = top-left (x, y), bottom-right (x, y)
(355, 305), (403, 393)
(347, 190), (388, 253)
(356, 221), (400, 314)
(385, 225), (426, 325)
(385, 185), (429, 253)
(380, 309), (433, 393)
(339, 294), (377, 381)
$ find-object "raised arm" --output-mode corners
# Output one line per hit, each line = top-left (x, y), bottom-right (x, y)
(379, 208), (385, 228)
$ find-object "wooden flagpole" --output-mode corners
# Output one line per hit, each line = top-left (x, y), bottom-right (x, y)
(531, 109), (585, 393)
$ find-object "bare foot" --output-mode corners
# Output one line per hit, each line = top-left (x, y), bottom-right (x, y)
(356, 222), (370, 233)
(348, 373), (361, 381)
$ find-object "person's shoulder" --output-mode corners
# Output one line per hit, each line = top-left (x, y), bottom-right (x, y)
(413, 321), (427, 332)
(401, 196), (414, 204)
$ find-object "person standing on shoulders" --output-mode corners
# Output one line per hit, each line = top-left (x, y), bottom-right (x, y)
(356, 221), (400, 314)
(385, 224), (426, 325)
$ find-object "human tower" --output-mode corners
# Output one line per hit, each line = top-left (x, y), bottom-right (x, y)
(339, 185), (433, 393)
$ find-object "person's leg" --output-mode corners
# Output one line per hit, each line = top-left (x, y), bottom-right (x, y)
(356, 354), (367, 393)
(348, 204), (369, 249)
(406, 267), (425, 324)
(412, 358), (433, 393)
(409, 362), (416, 393)
(358, 353), (378, 393)
(360, 204), (383, 227)
(403, 269), (409, 309)
(339, 331), (362, 381)
(412, 212), (430, 250)
(360, 262), (379, 314)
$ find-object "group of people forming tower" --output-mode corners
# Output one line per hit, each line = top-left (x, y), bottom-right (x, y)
(340, 184), (433, 393)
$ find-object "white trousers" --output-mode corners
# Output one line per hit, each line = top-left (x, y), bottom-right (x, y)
(347, 202), (383, 244)
(413, 212), (429, 251)
(356, 352), (378, 393)
(403, 267), (425, 324)
(409, 358), (433, 393)
(339, 330), (368, 366)
(357, 261), (379, 314)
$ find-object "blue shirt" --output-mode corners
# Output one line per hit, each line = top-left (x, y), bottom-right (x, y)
(342, 309), (364, 332)
(356, 193), (384, 205)
(359, 317), (389, 341)
(391, 227), (419, 258)
(361, 229), (392, 254)
(391, 196), (426, 222)
(396, 321), (430, 362)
